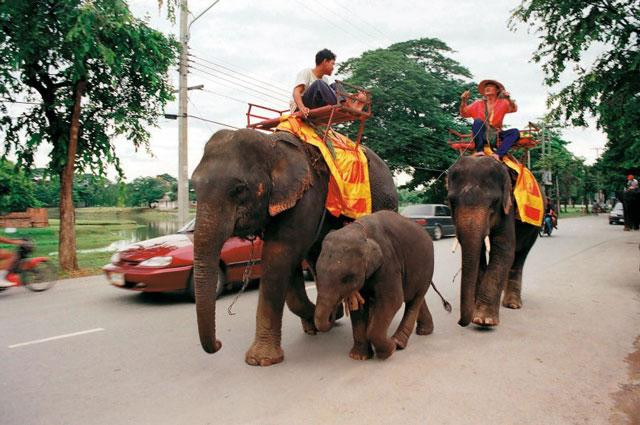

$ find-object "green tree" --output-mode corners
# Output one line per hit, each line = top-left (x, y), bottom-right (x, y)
(511, 0), (640, 186)
(0, 1), (178, 270)
(338, 38), (475, 196)
(0, 159), (40, 214)
(127, 176), (171, 208)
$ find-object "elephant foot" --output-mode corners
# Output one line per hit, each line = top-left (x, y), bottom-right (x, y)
(502, 293), (523, 309)
(349, 343), (373, 360)
(301, 318), (318, 335)
(392, 330), (412, 349)
(416, 322), (434, 335)
(373, 340), (396, 360)
(245, 342), (284, 367)
(472, 304), (499, 327)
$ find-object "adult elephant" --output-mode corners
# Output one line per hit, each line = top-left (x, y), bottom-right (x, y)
(622, 188), (640, 230)
(447, 156), (539, 327)
(191, 128), (398, 366)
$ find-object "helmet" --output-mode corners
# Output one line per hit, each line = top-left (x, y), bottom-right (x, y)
(628, 174), (635, 180)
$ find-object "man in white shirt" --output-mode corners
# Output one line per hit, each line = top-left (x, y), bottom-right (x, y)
(291, 48), (339, 117)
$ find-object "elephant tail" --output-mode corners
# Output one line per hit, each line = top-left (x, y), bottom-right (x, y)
(430, 281), (452, 313)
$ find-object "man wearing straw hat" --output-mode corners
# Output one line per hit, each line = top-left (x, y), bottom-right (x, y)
(459, 79), (520, 160)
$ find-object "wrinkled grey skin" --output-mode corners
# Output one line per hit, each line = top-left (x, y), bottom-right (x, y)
(447, 156), (539, 328)
(314, 211), (436, 360)
(191, 128), (397, 366)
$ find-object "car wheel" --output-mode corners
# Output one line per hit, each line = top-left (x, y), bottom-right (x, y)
(432, 225), (443, 241)
(187, 266), (226, 301)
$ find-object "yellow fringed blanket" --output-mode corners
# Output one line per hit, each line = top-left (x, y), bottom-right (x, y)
(276, 116), (372, 219)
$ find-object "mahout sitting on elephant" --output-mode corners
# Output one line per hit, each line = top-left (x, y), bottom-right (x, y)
(191, 128), (398, 366)
(447, 156), (539, 327)
(314, 210), (451, 360)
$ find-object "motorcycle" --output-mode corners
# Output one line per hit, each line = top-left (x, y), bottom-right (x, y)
(539, 212), (555, 237)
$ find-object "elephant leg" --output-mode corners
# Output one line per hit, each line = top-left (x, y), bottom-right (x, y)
(367, 292), (403, 359)
(245, 241), (294, 367)
(473, 239), (512, 327)
(503, 254), (526, 309)
(392, 295), (427, 349)
(415, 299), (434, 335)
(349, 303), (373, 360)
(285, 265), (317, 335)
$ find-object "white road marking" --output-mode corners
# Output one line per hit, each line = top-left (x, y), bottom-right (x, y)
(8, 328), (105, 349)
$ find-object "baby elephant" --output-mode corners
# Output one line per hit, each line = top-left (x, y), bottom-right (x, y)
(314, 210), (450, 360)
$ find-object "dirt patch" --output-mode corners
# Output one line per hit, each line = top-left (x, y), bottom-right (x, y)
(611, 336), (640, 424)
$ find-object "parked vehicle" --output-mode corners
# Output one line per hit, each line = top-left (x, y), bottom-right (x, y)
(102, 219), (263, 300)
(609, 202), (625, 225)
(400, 204), (456, 240)
(1, 239), (57, 292)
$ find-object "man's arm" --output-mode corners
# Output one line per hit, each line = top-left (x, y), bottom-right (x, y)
(292, 84), (309, 117)
(459, 90), (470, 117)
(502, 91), (517, 113)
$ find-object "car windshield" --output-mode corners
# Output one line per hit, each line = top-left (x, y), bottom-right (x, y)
(401, 205), (434, 216)
(613, 203), (623, 213)
(177, 218), (195, 233)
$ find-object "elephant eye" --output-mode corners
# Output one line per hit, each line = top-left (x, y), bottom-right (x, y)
(341, 273), (354, 284)
(229, 183), (249, 199)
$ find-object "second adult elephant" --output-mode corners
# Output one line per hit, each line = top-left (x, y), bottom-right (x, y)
(191, 128), (398, 366)
(447, 156), (539, 327)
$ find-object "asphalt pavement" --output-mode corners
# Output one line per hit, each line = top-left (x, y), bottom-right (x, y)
(1, 215), (639, 425)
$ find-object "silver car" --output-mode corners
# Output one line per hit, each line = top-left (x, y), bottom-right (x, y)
(400, 203), (456, 240)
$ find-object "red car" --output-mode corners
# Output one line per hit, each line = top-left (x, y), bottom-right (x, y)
(102, 219), (263, 299)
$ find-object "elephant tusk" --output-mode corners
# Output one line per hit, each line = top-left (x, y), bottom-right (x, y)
(484, 236), (491, 253)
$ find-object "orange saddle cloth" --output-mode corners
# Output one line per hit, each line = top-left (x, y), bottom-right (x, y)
(276, 116), (372, 219)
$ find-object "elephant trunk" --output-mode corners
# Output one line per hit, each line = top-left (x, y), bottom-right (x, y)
(314, 293), (339, 332)
(193, 204), (233, 353)
(455, 208), (489, 327)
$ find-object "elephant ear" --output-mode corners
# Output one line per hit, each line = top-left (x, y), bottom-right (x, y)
(365, 238), (383, 278)
(268, 132), (312, 216)
(502, 174), (513, 215)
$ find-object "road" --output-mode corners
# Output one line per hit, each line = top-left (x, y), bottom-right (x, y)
(1, 215), (639, 425)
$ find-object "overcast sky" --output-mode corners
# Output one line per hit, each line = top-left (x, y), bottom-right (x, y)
(24, 0), (608, 181)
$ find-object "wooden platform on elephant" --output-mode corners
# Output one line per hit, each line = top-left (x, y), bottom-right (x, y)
(447, 122), (541, 154)
(246, 81), (372, 145)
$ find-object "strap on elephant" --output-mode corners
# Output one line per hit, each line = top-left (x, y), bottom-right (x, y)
(227, 235), (258, 316)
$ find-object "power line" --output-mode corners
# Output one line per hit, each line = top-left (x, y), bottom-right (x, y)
(291, 0), (377, 51)
(187, 96), (216, 133)
(188, 64), (289, 104)
(321, 1), (391, 46)
(189, 68), (288, 108)
(189, 115), (239, 129)
(331, 0), (395, 44)
(200, 88), (250, 105)
(188, 57), (289, 98)
(188, 53), (290, 94)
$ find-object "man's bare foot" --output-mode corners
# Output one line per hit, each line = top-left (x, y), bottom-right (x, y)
(472, 152), (485, 157)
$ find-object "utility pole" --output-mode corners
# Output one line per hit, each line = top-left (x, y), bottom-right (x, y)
(177, 0), (189, 226)
(177, 0), (221, 226)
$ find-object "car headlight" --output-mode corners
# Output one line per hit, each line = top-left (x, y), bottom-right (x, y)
(138, 256), (173, 267)
(111, 252), (121, 264)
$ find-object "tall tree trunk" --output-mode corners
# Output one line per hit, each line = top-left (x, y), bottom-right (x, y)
(58, 80), (86, 271)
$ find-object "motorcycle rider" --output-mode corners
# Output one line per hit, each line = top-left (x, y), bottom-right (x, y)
(0, 235), (22, 287)
(544, 200), (557, 233)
